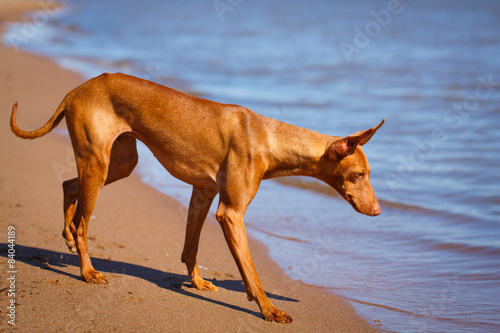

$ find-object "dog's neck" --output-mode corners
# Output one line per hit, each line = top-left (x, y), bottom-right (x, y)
(262, 118), (333, 180)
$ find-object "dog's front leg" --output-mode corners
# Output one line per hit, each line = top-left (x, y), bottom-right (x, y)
(216, 201), (292, 323)
(181, 186), (218, 291)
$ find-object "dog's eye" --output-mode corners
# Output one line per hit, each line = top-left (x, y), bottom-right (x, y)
(348, 172), (364, 182)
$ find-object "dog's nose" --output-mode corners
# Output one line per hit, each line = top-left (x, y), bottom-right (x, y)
(372, 205), (382, 216)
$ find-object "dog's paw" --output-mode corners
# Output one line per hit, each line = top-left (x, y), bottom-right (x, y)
(82, 270), (108, 284)
(62, 230), (77, 253)
(201, 280), (218, 291)
(65, 240), (77, 253)
(262, 307), (293, 323)
(192, 278), (218, 291)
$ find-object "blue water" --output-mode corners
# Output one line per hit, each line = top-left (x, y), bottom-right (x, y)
(4, 0), (500, 331)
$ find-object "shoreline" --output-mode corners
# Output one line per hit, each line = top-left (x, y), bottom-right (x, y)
(0, 3), (378, 332)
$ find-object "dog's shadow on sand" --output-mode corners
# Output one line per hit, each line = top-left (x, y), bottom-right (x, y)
(0, 244), (297, 319)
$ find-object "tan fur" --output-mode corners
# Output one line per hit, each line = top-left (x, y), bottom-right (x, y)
(10, 73), (384, 323)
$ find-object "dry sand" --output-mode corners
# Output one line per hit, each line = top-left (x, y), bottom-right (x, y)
(0, 2), (379, 332)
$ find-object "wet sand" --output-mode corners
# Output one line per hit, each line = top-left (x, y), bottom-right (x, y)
(0, 2), (378, 331)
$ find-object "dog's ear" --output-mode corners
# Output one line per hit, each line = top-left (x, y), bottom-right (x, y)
(326, 132), (370, 161)
(355, 119), (385, 146)
(326, 119), (385, 161)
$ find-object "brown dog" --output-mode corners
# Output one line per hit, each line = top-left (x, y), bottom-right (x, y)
(10, 73), (384, 323)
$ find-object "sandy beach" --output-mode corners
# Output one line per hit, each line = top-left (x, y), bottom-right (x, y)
(0, 2), (378, 332)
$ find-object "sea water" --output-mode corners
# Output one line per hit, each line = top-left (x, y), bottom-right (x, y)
(4, 0), (500, 331)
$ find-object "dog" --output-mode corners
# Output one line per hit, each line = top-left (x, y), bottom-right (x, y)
(10, 73), (384, 323)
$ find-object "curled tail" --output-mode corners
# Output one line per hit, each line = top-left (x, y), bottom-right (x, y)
(10, 89), (75, 139)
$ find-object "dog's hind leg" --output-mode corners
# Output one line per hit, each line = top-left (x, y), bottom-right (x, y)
(181, 186), (218, 291)
(71, 148), (109, 283)
(62, 134), (138, 254)
(62, 177), (79, 253)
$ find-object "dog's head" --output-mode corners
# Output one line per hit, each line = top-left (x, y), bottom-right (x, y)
(319, 119), (385, 217)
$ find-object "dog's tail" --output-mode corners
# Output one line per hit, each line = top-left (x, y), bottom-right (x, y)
(10, 88), (76, 140)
